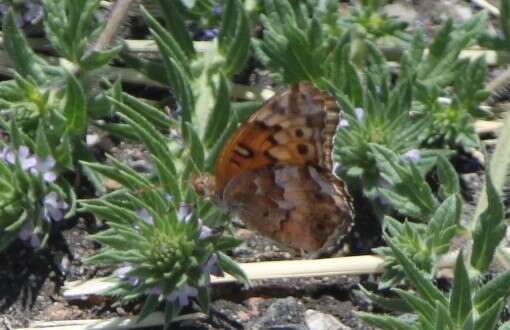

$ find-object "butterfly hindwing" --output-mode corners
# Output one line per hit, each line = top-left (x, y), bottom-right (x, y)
(222, 165), (353, 251)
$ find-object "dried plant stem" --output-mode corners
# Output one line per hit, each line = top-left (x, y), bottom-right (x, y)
(0, 32), (506, 66)
(18, 312), (205, 330)
(62, 252), (486, 299)
(93, 0), (134, 53)
(474, 119), (503, 134)
(63, 255), (385, 298)
(470, 0), (500, 16)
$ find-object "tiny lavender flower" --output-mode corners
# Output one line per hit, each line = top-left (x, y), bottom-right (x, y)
(203, 253), (223, 279)
(42, 192), (68, 222)
(402, 149), (421, 163)
(22, 2), (43, 24)
(114, 265), (140, 286)
(0, 146), (9, 161)
(354, 107), (365, 121)
(177, 203), (192, 223)
(5, 145), (37, 170)
(137, 208), (154, 225)
(202, 28), (219, 40)
(166, 285), (198, 307)
(212, 5), (222, 15)
(18, 220), (40, 248)
(30, 156), (57, 182)
(199, 224), (213, 239)
(339, 119), (349, 128)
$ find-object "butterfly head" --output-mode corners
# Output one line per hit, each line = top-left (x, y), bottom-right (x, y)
(191, 172), (217, 199)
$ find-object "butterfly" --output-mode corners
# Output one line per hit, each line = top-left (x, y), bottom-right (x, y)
(193, 82), (353, 252)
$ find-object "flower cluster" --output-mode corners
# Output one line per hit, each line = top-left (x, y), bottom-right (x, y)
(113, 203), (221, 309)
(0, 145), (68, 248)
(0, 2), (43, 27)
(1, 146), (57, 183)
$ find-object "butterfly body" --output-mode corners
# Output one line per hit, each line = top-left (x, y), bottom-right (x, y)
(196, 82), (353, 252)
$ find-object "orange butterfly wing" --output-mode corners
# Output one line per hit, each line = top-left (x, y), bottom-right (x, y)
(214, 82), (341, 192)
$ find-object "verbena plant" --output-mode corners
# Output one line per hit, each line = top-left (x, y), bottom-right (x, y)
(0, 0), (121, 249)
(254, 0), (510, 328)
(77, 0), (252, 327)
(358, 144), (509, 329)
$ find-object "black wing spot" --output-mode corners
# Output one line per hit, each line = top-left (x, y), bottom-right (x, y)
(295, 128), (304, 138)
(297, 144), (309, 155)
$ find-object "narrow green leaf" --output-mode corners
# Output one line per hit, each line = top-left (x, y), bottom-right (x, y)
(471, 169), (506, 273)
(449, 251), (472, 328)
(2, 10), (46, 83)
(4, 210), (28, 232)
(155, 0), (195, 57)
(223, 0), (250, 76)
(203, 74), (231, 146)
(63, 73), (87, 133)
(474, 298), (503, 330)
(433, 301), (453, 330)
(197, 285), (210, 314)
(164, 300), (182, 329)
(137, 294), (160, 323)
(217, 252), (248, 284)
(393, 288), (435, 325)
(79, 46), (121, 71)
(427, 195), (460, 254)
(356, 312), (413, 330)
(436, 156), (460, 198)
(474, 271), (510, 314)
(141, 6), (190, 73)
(386, 237), (448, 307)
(184, 122), (205, 170)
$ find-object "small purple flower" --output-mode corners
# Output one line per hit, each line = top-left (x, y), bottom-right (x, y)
(42, 192), (68, 222)
(166, 285), (198, 307)
(339, 119), (349, 128)
(22, 3), (43, 24)
(18, 220), (40, 248)
(5, 146), (37, 170)
(212, 5), (222, 15)
(199, 224), (212, 239)
(0, 146), (9, 161)
(202, 28), (219, 40)
(114, 265), (140, 286)
(149, 286), (163, 295)
(354, 107), (365, 121)
(203, 253), (224, 279)
(30, 156), (57, 182)
(137, 208), (154, 225)
(177, 203), (192, 223)
(402, 149), (421, 163)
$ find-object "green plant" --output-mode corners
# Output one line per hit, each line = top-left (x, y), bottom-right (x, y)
(358, 145), (509, 329)
(77, 0), (253, 326)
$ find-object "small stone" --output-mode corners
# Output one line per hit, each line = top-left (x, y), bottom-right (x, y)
(383, 3), (417, 24)
(305, 309), (351, 330)
(86, 134), (100, 147)
(116, 306), (127, 316)
(248, 297), (307, 330)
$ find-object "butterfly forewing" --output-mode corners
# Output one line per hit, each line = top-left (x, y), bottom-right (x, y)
(214, 82), (341, 192)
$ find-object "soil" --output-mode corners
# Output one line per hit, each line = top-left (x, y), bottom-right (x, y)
(0, 1), (508, 329)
